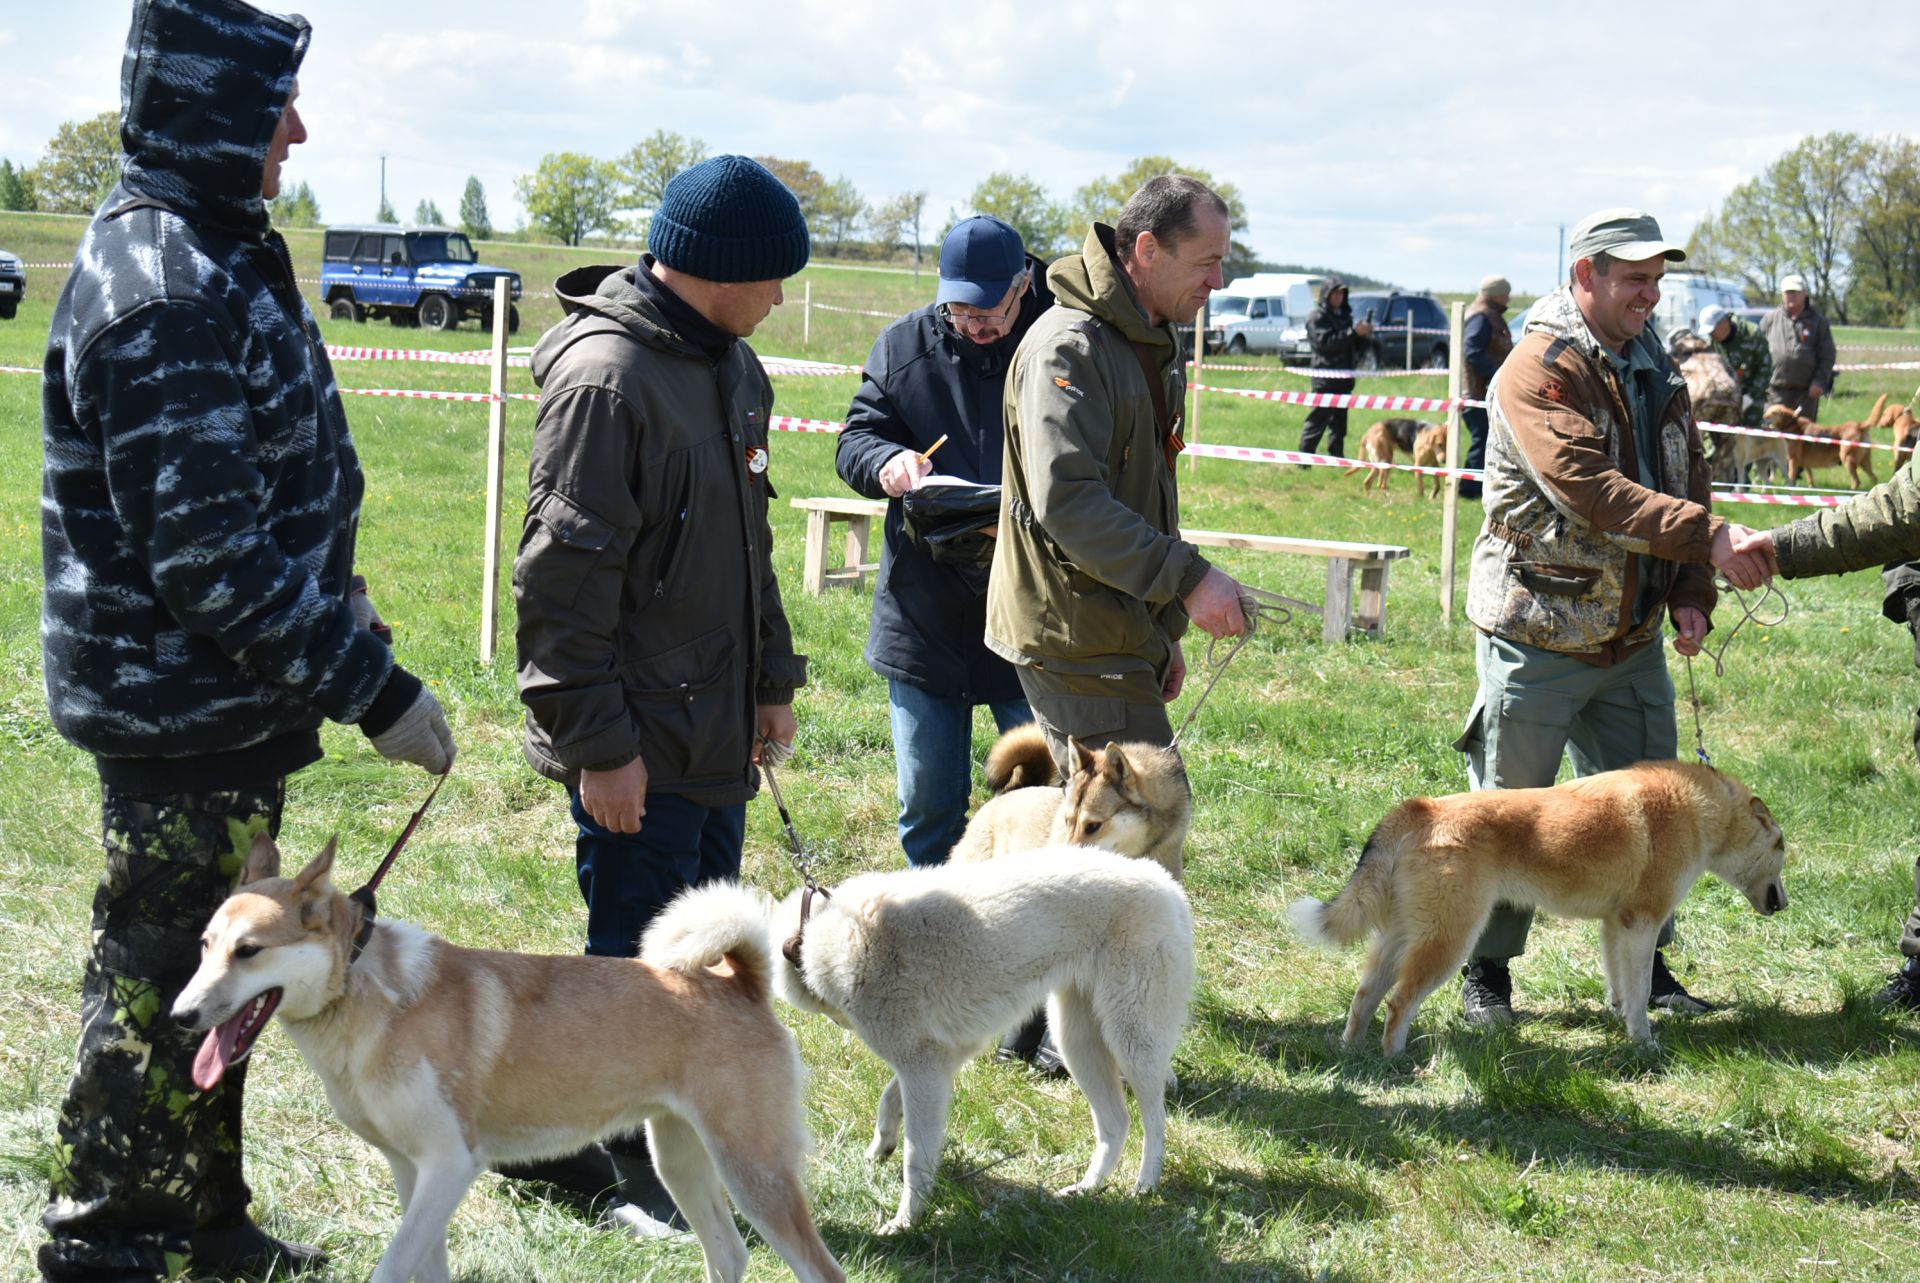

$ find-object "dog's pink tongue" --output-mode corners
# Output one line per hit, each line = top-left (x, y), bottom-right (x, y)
(191, 1018), (243, 1091)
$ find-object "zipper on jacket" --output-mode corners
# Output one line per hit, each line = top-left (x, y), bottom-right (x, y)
(654, 501), (690, 598)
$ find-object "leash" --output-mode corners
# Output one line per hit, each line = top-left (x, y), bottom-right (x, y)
(347, 769), (450, 964)
(1682, 577), (1790, 766)
(1170, 585), (1305, 749)
(760, 742), (832, 972)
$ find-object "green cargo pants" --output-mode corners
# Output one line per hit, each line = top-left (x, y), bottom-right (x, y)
(1453, 631), (1679, 960)
(40, 783), (281, 1283)
(1014, 635), (1176, 778)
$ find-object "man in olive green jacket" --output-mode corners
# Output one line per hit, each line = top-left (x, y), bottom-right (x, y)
(986, 175), (1248, 770)
(1738, 456), (1920, 1006)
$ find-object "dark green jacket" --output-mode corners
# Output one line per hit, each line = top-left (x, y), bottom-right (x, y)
(1775, 455), (1920, 579)
(985, 224), (1209, 674)
(514, 264), (805, 801)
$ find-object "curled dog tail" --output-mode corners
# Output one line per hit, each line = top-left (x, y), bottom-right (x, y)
(640, 881), (774, 1001)
(1288, 812), (1407, 949)
(985, 722), (1059, 794)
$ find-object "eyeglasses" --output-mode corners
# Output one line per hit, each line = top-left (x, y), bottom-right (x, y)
(940, 277), (1028, 331)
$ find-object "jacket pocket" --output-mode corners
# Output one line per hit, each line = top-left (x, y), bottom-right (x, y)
(1511, 560), (1601, 599)
(622, 626), (744, 783)
(517, 491), (615, 610)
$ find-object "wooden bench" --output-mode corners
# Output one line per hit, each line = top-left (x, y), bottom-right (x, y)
(1183, 530), (1411, 643)
(789, 499), (1412, 643)
(791, 496), (888, 595)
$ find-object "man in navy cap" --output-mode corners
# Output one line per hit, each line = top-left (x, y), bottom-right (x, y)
(512, 152), (810, 1236)
(836, 215), (1053, 871)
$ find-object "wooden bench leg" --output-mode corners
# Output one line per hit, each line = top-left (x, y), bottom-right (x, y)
(1356, 559), (1391, 638)
(802, 509), (831, 595)
(1323, 558), (1354, 643)
(843, 515), (873, 587)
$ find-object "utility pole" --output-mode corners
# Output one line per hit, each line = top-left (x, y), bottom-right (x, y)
(1555, 222), (1565, 286)
(380, 153), (388, 220)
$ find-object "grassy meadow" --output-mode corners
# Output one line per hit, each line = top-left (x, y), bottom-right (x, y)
(3, 209), (1920, 1281)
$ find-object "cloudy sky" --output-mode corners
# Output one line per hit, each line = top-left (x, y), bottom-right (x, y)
(3, 0), (1915, 294)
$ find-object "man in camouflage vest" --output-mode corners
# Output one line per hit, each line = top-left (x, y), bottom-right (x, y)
(1459, 274), (1514, 499)
(1737, 470), (1920, 1007)
(1456, 208), (1773, 1026)
(38, 3), (454, 1279)
(1700, 304), (1772, 427)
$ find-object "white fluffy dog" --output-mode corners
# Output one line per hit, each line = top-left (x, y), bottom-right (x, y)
(768, 846), (1194, 1232)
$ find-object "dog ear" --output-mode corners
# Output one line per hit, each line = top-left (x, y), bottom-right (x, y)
(1099, 745), (1133, 786)
(1749, 795), (1778, 832)
(292, 837), (338, 896)
(241, 832), (281, 884)
(1068, 737), (1096, 779)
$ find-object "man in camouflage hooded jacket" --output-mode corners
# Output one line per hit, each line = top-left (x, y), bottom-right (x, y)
(38, 2), (453, 1278)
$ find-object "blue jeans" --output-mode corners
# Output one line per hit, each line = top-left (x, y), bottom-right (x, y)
(567, 788), (745, 957)
(888, 679), (1031, 867)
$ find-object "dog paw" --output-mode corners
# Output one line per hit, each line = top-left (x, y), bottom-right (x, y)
(877, 1214), (915, 1236)
(1056, 1180), (1097, 1198)
(865, 1138), (896, 1163)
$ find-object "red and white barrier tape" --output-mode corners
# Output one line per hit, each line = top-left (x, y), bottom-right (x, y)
(760, 357), (863, 377)
(0, 363), (41, 376)
(810, 302), (909, 320)
(1195, 381), (1459, 412)
(336, 386), (502, 403)
(1700, 419), (1912, 453)
(1839, 344), (1920, 354)
(1834, 361), (1920, 372)
(1190, 360), (1443, 379)
(325, 344), (532, 368)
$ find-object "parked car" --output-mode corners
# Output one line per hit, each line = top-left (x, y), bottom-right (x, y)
(0, 250), (24, 320)
(1346, 290), (1449, 369)
(320, 224), (522, 332)
(1208, 272), (1326, 358)
(1650, 271), (1750, 339)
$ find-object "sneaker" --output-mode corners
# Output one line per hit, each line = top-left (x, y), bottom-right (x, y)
(995, 1009), (1047, 1065)
(1029, 1029), (1070, 1079)
(1648, 951), (1718, 1014)
(1875, 956), (1920, 1012)
(603, 1199), (693, 1240)
(1460, 959), (1514, 1026)
(190, 1220), (328, 1278)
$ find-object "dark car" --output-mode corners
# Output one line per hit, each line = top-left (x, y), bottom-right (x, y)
(1346, 290), (1449, 369)
(320, 224), (521, 332)
(0, 250), (24, 320)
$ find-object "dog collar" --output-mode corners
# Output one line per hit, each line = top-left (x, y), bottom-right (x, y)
(348, 887), (377, 966)
(780, 883), (831, 978)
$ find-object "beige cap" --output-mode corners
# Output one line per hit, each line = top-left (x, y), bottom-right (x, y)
(1478, 274), (1511, 297)
(1567, 207), (1686, 263)
(1780, 273), (1808, 294)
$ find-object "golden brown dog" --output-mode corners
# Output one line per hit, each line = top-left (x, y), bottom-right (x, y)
(1770, 403), (1877, 488)
(1343, 418), (1423, 493)
(1411, 422), (1448, 499)
(1289, 761), (1787, 1055)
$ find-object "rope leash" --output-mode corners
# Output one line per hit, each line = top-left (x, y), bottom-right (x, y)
(1682, 578), (1790, 766)
(1170, 585), (1308, 749)
(760, 742), (832, 972)
(348, 768), (450, 963)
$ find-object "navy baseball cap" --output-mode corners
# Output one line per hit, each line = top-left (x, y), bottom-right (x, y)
(937, 215), (1026, 307)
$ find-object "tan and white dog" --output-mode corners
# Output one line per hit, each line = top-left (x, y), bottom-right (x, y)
(769, 848), (1194, 1232)
(1289, 761), (1787, 1055)
(171, 837), (843, 1283)
(949, 723), (1191, 879)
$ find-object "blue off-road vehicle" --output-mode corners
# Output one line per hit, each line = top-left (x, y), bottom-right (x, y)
(321, 224), (522, 333)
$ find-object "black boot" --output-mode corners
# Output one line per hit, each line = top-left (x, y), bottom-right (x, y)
(1876, 956), (1920, 1012)
(995, 1008), (1047, 1064)
(189, 1219), (328, 1279)
(494, 1143), (620, 1216)
(605, 1137), (690, 1239)
(1460, 959), (1514, 1026)
(1648, 951), (1717, 1014)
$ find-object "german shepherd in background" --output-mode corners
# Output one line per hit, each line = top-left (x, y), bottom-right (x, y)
(950, 723), (1191, 878)
(172, 838), (844, 1283)
(1289, 762), (1787, 1055)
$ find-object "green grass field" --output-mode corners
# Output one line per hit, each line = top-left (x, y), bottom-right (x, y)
(3, 210), (1920, 1281)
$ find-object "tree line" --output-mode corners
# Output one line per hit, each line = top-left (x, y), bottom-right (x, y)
(1688, 131), (1920, 326)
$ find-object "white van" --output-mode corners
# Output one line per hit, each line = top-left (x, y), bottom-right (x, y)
(1652, 272), (1751, 338)
(1207, 272), (1326, 357)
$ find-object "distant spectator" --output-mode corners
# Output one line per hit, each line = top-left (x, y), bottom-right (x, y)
(1699, 304), (1772, 427)
(1761, 273), (1836, 422)
(1459, 274), (1513, 499)
(1298, 277), (1374, 458)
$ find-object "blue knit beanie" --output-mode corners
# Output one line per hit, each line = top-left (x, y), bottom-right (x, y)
(648, 155), (811, 283)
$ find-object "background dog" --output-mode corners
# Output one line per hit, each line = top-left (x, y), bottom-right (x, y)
(1769, 402), (1878, 488)
(769, 849), (1194, 1232)
(1289, 761), (1787, 1055)
(950, 723), (1191, 878)
(1411, 423), (1448, 499)
(172, 838), (844, 1283)
(1344, 418), (1424, 493)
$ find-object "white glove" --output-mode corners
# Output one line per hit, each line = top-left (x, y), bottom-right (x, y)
(369, 688), (456, 774)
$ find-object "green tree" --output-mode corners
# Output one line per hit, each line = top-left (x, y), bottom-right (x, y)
(31, 112), (120, 214)
(459, 175), (491, 241)
(414, 197), (444, 225)
(816, 176), (866, 256)
(269, 179), (321, 228)
(1072, 156), (1257, 276)
(1847, 136), (1920, 326)
(376, 194), (397, 222)
(619, 130), (708, 229)
(0, 159), (36, 212)
(753, 156), (829, 241)
(868, 189), (928, 267)
(515, 152), (623, 246)
(965, 172), (1073, 258)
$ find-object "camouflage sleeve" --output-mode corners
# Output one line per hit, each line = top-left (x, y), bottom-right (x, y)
(1775, 456), (1920, 578)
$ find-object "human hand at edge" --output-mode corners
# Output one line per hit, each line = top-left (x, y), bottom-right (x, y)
(1184, 566), (1249, 639)
(755, 704), (798, 765)
(1711, 523), (1775, 590)
(1162, 640), (1186, 703)
(878, 449), (932, 498)
(1671, 605), (1710, 657)
(367, 687), (455, 774)
(580, 757), (647, 833)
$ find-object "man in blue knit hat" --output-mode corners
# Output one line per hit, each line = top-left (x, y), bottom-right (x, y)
(510, 153), (810, 1237)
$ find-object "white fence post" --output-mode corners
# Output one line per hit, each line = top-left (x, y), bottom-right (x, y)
(1439, 300), (1466, 622)
(480, 277), (510, 663)
(1187, 301), (1205, 475)
(803, 280), (812, 350)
